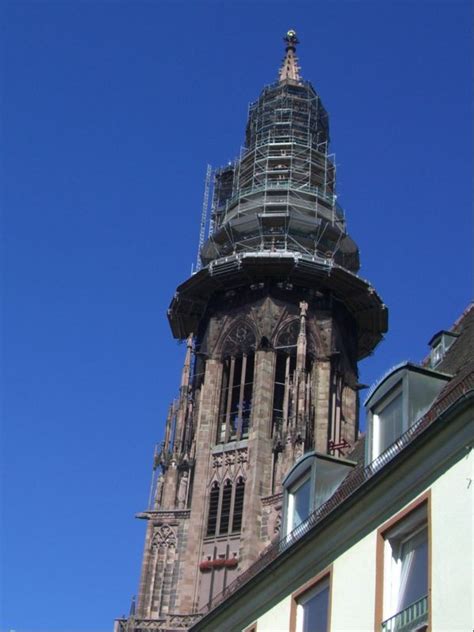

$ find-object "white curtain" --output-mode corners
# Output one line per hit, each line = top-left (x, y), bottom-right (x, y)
(397, 527), (428, 612)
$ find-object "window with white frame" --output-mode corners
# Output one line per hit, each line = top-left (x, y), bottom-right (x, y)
(287, 474), (311, 534)
(294, 575), (330, 632)
(430, 341), (443, 367)
(283, 452), (355, 539)
(373, 386), (403, 458)
(381, 503), (429, 631)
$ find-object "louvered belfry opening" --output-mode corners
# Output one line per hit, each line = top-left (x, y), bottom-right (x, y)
(231, 477), (245, 533)
(206, 482), (220, 537)
(205, 478), (246, 538)
(219, 480), (233, 534)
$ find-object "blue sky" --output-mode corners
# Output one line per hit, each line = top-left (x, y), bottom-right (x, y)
(1, 1), (472, 630)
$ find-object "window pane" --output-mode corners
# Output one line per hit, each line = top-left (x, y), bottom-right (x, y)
(301, 584), (329, 632)
(378, 393), (403, 452)
(399, 527), (428, 610)
(293, 477), (311, 529)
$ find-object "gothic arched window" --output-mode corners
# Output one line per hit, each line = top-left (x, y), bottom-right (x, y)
(272, 320), (299, 436)
(272, 319), (313, 437)
(273, 351), (297, 436)
(218, 323), (256, 443)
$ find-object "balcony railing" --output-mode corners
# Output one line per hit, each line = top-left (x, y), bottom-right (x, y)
(381, 595), (428, 632)
(115, 613), (203, 632)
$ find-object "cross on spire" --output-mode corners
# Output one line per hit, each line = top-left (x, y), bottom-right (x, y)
(279, 29), (302, 83)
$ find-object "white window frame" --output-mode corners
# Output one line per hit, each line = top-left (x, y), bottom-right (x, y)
(431, 341), (443, 367)
(287, 473), (311, 535)
(379, 498), (429, 627)
(293, 574), (330, 632)
(384, 524), (428, 619)
(372, 384), (403, 460)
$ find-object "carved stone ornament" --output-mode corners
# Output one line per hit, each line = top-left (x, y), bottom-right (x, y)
(210, 448), (248, 485)
(221, 321), (256, 356)
(212, 448), (247, 470)
(151, 524), (177, 550)
(275, 319), (299, 349)
(212, 453), (223, 469)
(236, 449), (248, 464)
(264, 503), (282, 541)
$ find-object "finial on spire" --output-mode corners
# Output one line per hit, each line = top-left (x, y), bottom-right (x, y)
(279, 29), (302, 83)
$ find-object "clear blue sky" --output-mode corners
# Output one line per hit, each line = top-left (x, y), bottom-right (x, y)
(1, 1), (472, 631)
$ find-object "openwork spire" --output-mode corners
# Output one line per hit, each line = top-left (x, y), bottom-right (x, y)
(279, 29), (301, 83)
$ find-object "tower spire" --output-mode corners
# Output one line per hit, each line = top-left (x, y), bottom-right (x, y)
(279, 29), (301, 83)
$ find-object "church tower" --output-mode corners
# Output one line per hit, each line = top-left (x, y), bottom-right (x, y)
(117, 30), (387, 632)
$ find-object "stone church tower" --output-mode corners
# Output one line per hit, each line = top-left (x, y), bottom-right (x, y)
(117, 30), (387, 632)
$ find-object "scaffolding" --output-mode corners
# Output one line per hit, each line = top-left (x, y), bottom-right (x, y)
(198, 79), (359, 273)
(196, 164), (212, 272)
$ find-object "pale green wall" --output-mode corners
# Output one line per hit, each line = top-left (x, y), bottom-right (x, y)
(431, 448), (473, 630)
(248, 595), (291, 632)
(330, 531), (377, 630)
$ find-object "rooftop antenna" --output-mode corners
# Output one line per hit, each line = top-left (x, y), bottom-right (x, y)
(196, 164), (212, 272)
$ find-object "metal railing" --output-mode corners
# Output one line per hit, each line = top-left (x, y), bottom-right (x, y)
(115, 613), (203, 632)
(381, 595), (428, 631)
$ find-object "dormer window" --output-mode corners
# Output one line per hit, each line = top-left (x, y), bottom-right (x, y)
(428, 330), (458, 368)
(287, 474), (311, 533)
(430, 341), (443, 367)
(282, 452), (355, 538)
(372, 386), (403, 458)
(365, 363), (450, 463)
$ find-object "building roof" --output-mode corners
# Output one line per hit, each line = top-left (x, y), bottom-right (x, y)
(429, 302), (474, 376)
(346, 432), (366, 465)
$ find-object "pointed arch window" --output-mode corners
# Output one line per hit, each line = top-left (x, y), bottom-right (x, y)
(272, 318), (313, 439)
(218, 353), (255, 442)
(205, 477), (246, 538)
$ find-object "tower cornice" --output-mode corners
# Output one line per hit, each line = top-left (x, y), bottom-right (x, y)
(168, 252), (387, 360)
